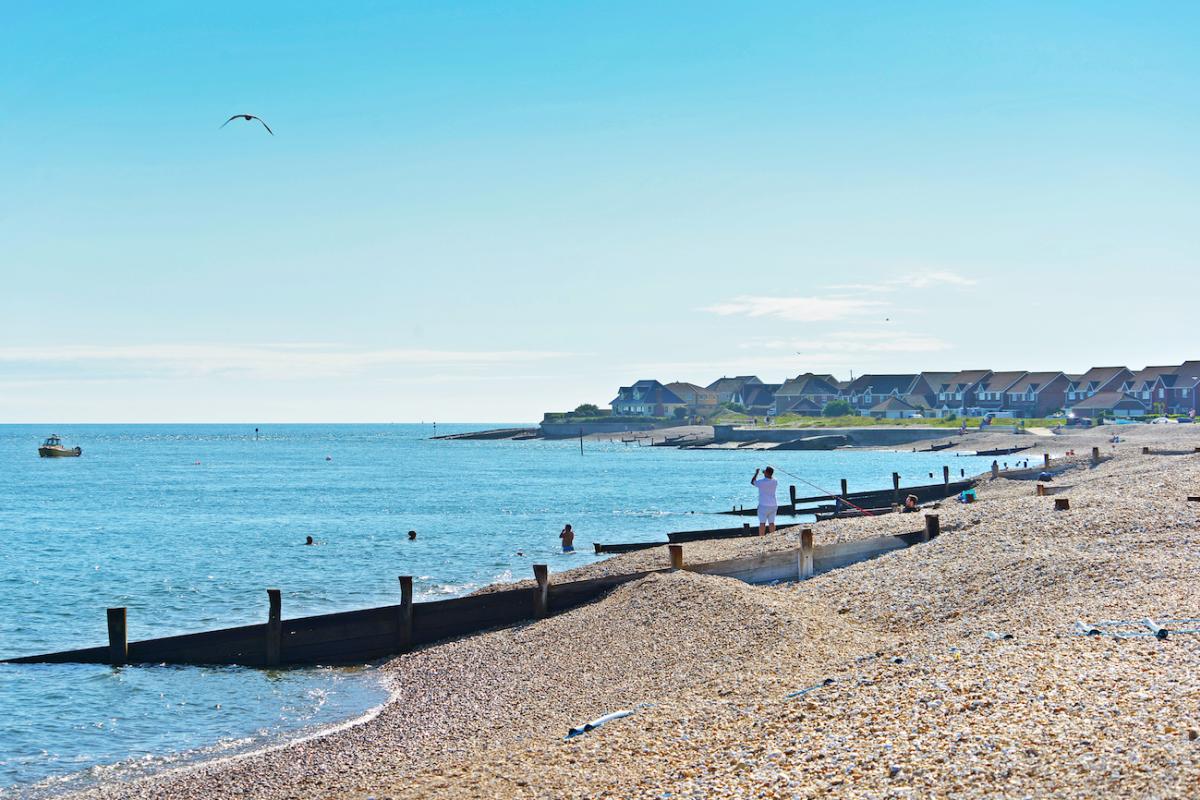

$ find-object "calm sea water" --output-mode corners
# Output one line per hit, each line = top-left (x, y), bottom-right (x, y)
(0, 424), (999, 793)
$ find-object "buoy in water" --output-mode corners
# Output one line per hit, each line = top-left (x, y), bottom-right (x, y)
(325, 456), (332, 461)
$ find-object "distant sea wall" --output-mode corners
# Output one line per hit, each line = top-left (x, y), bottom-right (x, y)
(539, 421), (672, 438)
(713, 425), (955, 447)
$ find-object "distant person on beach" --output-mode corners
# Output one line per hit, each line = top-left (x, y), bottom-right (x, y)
(902, 494), (919, 513)
(560, 524), (575, 553)
(408, 530), (417, 541)
(751, 467), (778, 535)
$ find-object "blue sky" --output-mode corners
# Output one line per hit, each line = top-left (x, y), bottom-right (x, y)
(2, 2), (1197, 422)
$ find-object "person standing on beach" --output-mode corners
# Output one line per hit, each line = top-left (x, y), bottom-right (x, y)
(751, 467), (778, 535)
(560, 524), (575, 553)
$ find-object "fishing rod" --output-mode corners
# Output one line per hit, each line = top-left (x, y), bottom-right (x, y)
(771, 465), (877, 517)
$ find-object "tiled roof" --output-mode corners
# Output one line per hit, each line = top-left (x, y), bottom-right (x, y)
(777, 373), (841, 397)
(976, 371), (1027, 393)
(1006, 372), (1064, 394)
(706, 376), (762, 393)
(844, 374), (918, 395)
(1070, 391), (1148, 411)
(1068, 366), (1130, 390)
(941, 370), (993, 391)
(869, 396), (918, 412)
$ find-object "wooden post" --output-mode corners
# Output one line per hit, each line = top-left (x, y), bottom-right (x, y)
(923, 513), (939, 542)
(1036, 483), (1047, 496)
(991, 460), (999, 479)
(798, 528), (814, 579)
(1054, 498), (1070, 511)
(397, 576), (414, 651)
(533, 564), (549, 618)
(1091, 446), (1100, 464)
(942, 465), (950, 489)
(1188, 496), (1200, 502)
(266, 589), (282, 667)
(789, 484), (797, 515)
(1043, 453), (1050, 468)
(1142, 446), (1150, 455)
(668, 544), (684, 570)
(892, 472), (900, 507)
(106, 607), (127, 666)
(840, 478), (848, 498)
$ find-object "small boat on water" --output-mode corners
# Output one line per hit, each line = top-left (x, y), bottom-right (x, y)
(38, 434), (82, 458)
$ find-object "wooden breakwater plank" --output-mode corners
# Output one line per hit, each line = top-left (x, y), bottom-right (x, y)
(721, 480), (976, 516)
(688, 549), (800, 584)
(593, 541), (664, 554)
(814, 507), (893, 521)
(4, 525), (941, 668)
(595, 522), (800, 553)
(667, 523), (800, 543)
(812, 530), (928, 574)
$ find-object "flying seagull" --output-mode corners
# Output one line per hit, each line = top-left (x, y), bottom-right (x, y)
(220, 114), (273, 135)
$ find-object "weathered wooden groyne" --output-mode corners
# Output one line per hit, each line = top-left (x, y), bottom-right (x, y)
(593, 522), (804, 553)
(2, 517), (943, 669)
(719, 474), (976, 517)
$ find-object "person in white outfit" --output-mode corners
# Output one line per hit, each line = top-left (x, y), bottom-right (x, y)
(751, 466), (778, 535)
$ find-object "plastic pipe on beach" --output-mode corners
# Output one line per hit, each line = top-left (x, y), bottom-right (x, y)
(533, 564), (550, 618)
(107, 607), (127, 667)
(266, 589), (282, 667)
(1142, 618), (1169, 640)
(565, 708), (636, 740)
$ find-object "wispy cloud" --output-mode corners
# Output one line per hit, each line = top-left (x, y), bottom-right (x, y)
(828, 270), (977, 292)
(0, 344), (568, 381)
(789, 330), (952, 353)
(700, 295), (886, 322)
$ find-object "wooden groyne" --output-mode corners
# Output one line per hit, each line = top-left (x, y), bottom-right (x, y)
(719, 478), (976, 517)
(2, 518), (942, 669)
(593, 522), (803, 553)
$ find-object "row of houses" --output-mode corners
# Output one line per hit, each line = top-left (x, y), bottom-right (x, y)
(611, 362), (1200, 420)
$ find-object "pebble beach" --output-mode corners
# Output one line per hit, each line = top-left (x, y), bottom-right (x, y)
(65, 423), (1200, 799)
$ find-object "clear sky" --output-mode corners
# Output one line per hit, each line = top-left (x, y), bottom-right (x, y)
(2, 2), (1197, 422)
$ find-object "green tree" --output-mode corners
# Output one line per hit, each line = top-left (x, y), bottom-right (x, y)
(572, 403), (601, 416)
(822, 399), (853, 417)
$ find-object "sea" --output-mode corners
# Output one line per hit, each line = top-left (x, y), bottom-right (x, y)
(0, 424), (1001, 795)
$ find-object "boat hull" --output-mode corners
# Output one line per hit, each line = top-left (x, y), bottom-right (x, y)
(39, 446), (82, 458)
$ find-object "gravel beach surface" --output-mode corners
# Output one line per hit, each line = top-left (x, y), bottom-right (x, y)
(63, 424), (1200, 799)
